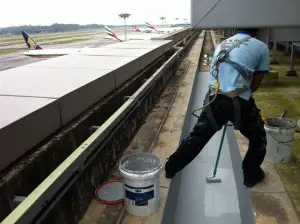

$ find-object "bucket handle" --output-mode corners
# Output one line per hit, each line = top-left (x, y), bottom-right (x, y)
(277, 140), (294, 153)
(268, 133), (294, 153)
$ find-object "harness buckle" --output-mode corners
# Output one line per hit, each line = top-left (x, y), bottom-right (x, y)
(216, 50), (227, 62)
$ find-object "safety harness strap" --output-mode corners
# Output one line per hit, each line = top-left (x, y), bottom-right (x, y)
(219, 36), (251, 59)
(206, 36), (252, 131)
(218, 36), (252, 81)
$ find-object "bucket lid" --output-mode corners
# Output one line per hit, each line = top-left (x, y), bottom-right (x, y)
(264, 117), (297, 135)
(95, 180), (124, 205)
(119, 152), (162, 175)
(265, 117), (296, 129)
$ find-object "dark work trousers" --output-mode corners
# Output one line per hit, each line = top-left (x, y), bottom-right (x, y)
(165, 94), (267, 182)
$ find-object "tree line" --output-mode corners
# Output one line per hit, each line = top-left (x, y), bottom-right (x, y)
(0, 23), (123, 35)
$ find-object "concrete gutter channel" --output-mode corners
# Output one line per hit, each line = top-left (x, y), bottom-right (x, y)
(161, 30), (254, 224)
(0, 30), (199, 223)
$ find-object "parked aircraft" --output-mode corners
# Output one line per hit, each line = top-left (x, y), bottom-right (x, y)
(103, 26), (160, 41)
(21, 27), (161, 58)
(145, 22), (185, 34)
(131, 25), (154, 33)
(21, 31), (85, 58)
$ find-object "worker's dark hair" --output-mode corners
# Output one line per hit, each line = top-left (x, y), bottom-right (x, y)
(237, 28), (259, 35)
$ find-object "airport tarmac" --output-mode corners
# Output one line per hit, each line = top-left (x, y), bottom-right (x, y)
(0, 30), (142, 71)
(0, 32), (113, 50)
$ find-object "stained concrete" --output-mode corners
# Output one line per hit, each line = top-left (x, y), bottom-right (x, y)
(236, 131), (300, 224)
(252, 192), (298, 224)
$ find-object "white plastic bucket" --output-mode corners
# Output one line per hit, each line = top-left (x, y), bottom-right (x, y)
(119, 152), (162, 216)
(264, 117), (296, 163)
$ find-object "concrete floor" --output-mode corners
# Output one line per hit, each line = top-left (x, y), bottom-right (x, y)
(236, 131), (300, 224)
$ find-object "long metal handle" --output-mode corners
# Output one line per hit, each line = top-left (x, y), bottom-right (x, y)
(213, 123), (228, 177)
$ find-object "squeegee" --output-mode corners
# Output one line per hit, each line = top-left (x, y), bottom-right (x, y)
(206, 123), (228, 183)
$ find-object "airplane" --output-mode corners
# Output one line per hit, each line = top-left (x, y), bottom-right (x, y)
(21, 31), (87, 58)
(21, 27), (161, 58)
(145, 22), (185, 34)
(131, 23), (184, 34)
(132, 25), (154, 33)
(103, 26), (160, 41)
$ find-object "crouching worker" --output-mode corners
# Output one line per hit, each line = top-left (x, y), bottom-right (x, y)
(165, 29), (269, 188)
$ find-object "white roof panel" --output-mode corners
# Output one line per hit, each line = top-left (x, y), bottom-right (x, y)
(0, 96), (61, 172)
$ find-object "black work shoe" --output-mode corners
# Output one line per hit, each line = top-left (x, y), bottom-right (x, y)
(165, 170), (176, 179)
(244, 168), (265, 188)
(165, 159), (176, 179)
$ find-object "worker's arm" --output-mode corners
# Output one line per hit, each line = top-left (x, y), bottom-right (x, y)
(251, 73), (265, 92)
(252, 46), (270, 92)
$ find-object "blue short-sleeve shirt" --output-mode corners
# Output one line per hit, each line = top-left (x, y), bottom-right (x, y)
(209, 31), (270, 100)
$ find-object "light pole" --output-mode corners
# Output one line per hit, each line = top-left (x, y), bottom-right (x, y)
(119, 13), (131, 41)
(160, 16), (166, 27)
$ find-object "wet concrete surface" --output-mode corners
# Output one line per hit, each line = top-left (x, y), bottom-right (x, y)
(236, 131), (300, 224)
(252, 192), (289, 224)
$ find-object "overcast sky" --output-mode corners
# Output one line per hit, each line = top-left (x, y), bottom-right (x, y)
(0, 0), (190, 27)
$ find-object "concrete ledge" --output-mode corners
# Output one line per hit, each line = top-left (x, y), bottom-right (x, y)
(0, 66), (116, 125)
(72, 47), (153, 71)
(210, 30), (218, 48)
(151, 29), (191, 44)
(102, 40), (173, 71)
(0, 96), (61, 173)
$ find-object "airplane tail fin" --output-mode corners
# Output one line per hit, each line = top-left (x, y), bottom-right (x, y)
(132, 25), (141, 32)
(21, 31), (43, 50)
(104, 26), (122, 42)
(145, 22), (158, 32)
